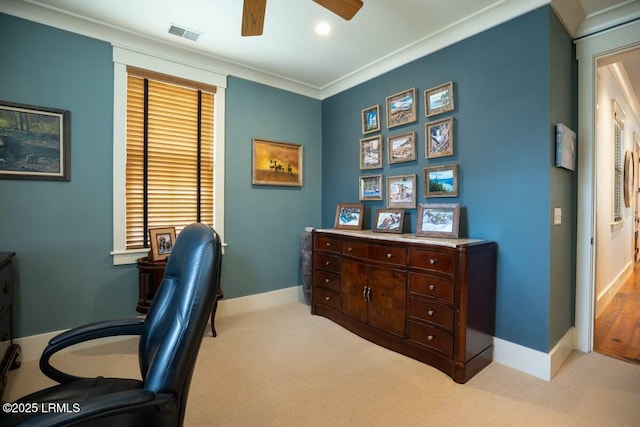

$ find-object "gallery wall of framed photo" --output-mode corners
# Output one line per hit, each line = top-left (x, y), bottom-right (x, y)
(347, 81), (461, 237)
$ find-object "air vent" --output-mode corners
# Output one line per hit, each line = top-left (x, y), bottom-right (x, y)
(168, 24), (201, 42)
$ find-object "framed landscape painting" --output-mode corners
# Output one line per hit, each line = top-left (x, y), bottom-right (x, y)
(386, 174), (416, 209)
(252, 138), (303, 186)
(426, 117), (454, 159)
(361, 105), (381, 134)
(0, 100), (70, 181)
(424, 163), (459, 197)
(387, 131), (416, 164)
(386, 88), (417, 128)
(359, 174), (383, 201)
(360, 135), (383, 170)
(425, 81), (455, 117)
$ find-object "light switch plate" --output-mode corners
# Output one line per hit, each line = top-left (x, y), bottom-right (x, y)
(554, 208), (562, 225)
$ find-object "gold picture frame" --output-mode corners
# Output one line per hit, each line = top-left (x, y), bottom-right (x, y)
(148, 227), (176, 261)
(252, 138), (303, 186)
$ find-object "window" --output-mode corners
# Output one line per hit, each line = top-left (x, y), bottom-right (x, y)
(612, 100), (624, 224)
(112, 47), (227, 265)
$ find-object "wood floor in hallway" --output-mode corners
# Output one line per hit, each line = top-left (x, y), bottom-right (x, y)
(594, 268), (640, 364)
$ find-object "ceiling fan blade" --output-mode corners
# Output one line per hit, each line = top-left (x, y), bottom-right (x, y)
(241, 0), (266, 36)
(312, 0), (363, 21)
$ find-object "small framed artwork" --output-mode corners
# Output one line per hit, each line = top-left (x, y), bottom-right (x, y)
(359, 174), (383, 201)
(335, 203), (365, 230)
(360, 135), (383, 170)
(252, 138), (303, 186)
(386, 88), (417, 129)
(387, 174), (417, 209)
(416, 203), (460, 238)
(0, 100), (70, 181)
(426, 117), (454, 159)
(373, 209), (405, 234)
(424, 163), (459, 198)
(149, 227), (177, 261)
(425, 81), (455, 117)
(362, 105), (381, 134)
(387, 131), (416, 164)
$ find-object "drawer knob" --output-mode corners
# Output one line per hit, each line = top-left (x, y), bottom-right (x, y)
(325, 278), (331, 284)
(427, 335), (434, 341)
(429, 284), (435, 291)
(427, 309), (434, 316)
(386, 253), (392, 259)
(429, 258), (437, 265)
(347, 247), (353, 252)
(325, 261), (331, 266)
(325, 296), (331, 301)
(325, 242), (332, 247)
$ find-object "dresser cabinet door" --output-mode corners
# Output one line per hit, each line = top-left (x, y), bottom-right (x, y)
(341, 260), (368, 324)
(367, 266), (406, 337)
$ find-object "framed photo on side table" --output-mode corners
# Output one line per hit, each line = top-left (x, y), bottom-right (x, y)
(149, 227), (176, 261)
(416, 203), (460, 238)
(334, 203), (365, 230)
(373, 209), (405, 234)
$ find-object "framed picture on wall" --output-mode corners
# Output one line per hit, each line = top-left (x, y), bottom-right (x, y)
(386, 88), (417, 128)
(361, 105), (381, 134)
(424, 163), (459, 198)
(426, 117), (454, 159)
(359, 174), (383, 201)
(252, 138), (303, 186)
(386, 174), (417, 209)
(424, 81), (455, 117)
(360, 135), (383, 170)
(387, 131), (416, 164)
(0, 100), (70, 181)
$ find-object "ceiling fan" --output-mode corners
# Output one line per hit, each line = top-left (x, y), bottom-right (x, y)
(241, 0), (364, 36)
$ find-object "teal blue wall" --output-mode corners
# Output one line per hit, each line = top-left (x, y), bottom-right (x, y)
(0, 14), (322, 337)
(321, 6), (576, 352)
(0, 7), (576, 354)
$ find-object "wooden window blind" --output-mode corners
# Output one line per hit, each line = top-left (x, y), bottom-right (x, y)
(126, 67), (215, 249)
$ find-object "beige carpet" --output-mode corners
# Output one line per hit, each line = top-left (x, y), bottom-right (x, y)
(5, 301), (640, 426)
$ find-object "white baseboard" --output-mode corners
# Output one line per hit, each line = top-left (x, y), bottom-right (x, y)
(595, 262), (632, 318)
(493, 327), (576, 381)
(15, 286), (576, 382)
(14, 285), (303, 363)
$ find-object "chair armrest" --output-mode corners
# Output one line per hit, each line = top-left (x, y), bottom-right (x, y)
(40, 318), (145, 384)
(17, 389), (176, 427)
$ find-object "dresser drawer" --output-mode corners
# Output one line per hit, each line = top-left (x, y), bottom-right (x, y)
(313, 253), (341, 274)
(408, 273), (454, 304)
(408, 321), (453, 358)
(314, 234), (342, 254)
(313, 287), (341, 311)
(408, 297), (454, 332)
(409, 248), (455, 274)
(313, 269), (341, 294)
(342, 240), (407, 266)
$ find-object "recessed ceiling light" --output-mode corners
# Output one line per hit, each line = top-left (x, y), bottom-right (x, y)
(315, 21), (331, 36)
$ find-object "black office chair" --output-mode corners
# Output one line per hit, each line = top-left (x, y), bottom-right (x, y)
(1, 223), (223, 427)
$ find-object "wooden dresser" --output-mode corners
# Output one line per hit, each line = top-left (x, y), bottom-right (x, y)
(0, 252), (20, 399)
(311, 229), (497, 383)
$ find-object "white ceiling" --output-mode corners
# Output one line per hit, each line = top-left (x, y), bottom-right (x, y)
(1, 0), (639, 99)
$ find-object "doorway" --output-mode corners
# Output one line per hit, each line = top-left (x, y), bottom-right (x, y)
(575, 21), (640, 356)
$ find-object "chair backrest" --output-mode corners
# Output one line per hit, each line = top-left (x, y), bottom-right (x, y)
(138, 223), (222, 420)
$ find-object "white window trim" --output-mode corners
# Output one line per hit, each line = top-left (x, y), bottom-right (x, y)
(111, 46), (227, 265)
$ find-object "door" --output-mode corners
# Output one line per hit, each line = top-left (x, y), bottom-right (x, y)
(341, 259), (368, 324)
(367, 266), (406, 336)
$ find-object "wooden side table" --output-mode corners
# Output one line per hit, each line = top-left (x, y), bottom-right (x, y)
(136, 257), (223, 336)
